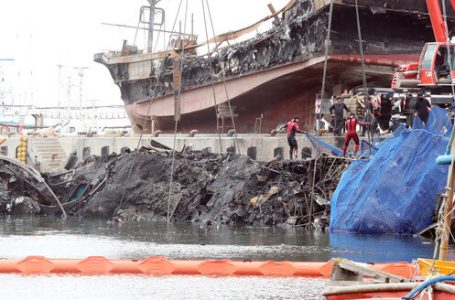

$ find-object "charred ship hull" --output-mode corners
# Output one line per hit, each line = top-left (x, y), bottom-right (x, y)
(95, 0), (454, 133)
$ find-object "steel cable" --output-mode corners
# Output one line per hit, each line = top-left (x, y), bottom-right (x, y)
(114, 0), (184, 220)
(205, 0), (241, 155)
(319, 0), (334, 127)
(167, 0), (189, 223)
(201, 0), (223, 153)
(354, 0), (373, 155)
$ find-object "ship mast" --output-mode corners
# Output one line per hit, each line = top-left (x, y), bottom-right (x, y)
(147, 0), (160, 53)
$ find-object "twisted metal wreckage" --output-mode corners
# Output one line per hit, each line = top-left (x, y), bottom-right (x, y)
(0, 146), (350, 228)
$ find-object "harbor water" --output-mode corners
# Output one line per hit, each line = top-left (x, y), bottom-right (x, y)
(0, 217), (452, 300)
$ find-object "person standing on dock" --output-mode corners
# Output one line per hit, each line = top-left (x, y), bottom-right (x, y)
(343, 113), (368, 157)
(285, 117), (305, 160)
(330, 96), (350, 136)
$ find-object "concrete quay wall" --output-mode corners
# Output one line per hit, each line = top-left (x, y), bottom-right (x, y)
(1, 133), (350, 164)
(60, 134), (316, 162)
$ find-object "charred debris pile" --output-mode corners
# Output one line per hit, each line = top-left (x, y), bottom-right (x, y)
(0, 148), (350, 228)
(151, 1), (323, 98)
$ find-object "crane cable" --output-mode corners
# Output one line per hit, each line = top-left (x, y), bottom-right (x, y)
(114, 0), (184, 220)
(205, 0), (241, 155)
(354, 0), (372, 155)
(201, 0), (223, 152)
(167, 0), (189, 223)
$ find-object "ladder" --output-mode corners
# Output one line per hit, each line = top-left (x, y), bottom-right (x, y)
(216, 103), (238, 133)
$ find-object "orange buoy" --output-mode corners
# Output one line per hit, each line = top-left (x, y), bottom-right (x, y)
(0, 257), (415, 277)
(0, 256), (334, 276)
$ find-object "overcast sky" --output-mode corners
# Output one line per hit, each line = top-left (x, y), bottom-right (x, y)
(0, 0), (289, 108)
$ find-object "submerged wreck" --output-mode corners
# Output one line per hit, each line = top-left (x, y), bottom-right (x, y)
(0, 147), (349, 228)
(95, 0), (454, 133)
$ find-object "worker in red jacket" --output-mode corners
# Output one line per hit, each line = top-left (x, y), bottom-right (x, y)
(343, 113), (368, 157)
(285, 117), (305, 159)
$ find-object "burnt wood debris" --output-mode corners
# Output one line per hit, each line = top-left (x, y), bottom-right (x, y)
(0, 147), (350, 229)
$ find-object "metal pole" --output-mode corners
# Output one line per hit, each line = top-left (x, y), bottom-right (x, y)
(57, 64), (62, 107)
(66, 76), (72, 123)
(318, 0), (334, 131)
(73, 67), (88, 119)
(354, 0), (368, 100)
(148, 0), (157, 53)
(79, 72), (83, 117)
(101, 24), (192, 37)
(66, 76), (71, 110)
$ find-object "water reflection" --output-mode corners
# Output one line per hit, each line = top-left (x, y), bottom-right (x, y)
(0, 217), (452, 300)
(329, 232), (436, 262)
(0, 275), (326, 300)
(0, 217), (448, 263)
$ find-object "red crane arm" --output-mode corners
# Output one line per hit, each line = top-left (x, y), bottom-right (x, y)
(426, 0), (448, 42)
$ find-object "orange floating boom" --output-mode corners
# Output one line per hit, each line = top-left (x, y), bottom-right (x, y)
(0, 256), (417, 278)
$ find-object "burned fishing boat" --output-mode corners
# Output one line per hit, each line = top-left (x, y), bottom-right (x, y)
(0, 156), (66, 217)
(95, 0), (454, 134)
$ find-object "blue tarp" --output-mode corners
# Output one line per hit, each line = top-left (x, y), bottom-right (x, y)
(306, 133), (342, 156)
(359, 139), (380, 156)
(307, 130), (380, 157)
(330, 107), (452, 234)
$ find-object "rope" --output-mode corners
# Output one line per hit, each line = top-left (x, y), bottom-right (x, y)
(354, 0), (372, 155)
(201, 0), (223, 152)
(133, 18), (141, 46)
(167, 0), (189, 223)
(205, 0), (241, 155)
(433, 198), (446, 267)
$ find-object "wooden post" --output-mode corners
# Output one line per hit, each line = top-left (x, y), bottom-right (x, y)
(151, 116), (155, 135)
(173, 57), (182, 122)
(439, 141), (455, 260)
(267, 4), (280, 22)
(151, 115), (158, 134)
